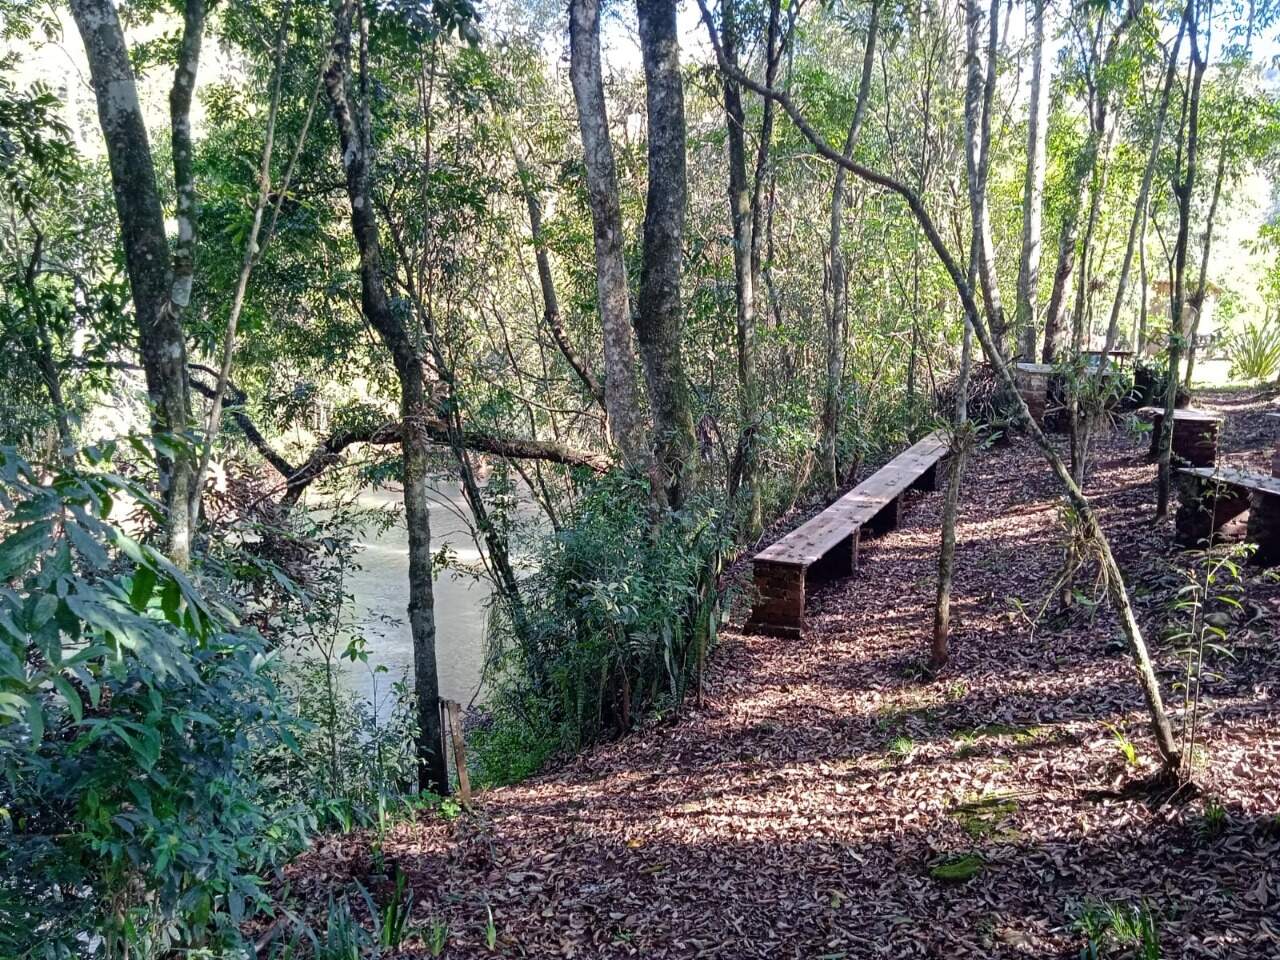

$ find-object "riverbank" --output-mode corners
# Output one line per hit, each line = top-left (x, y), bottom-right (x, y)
(284, 390), (1280, 958)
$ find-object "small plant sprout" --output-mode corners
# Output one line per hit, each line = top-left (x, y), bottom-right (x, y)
(424, 917), (449, 957)
(1104, 723), (1140, 767)
(484, 903), (498, 950)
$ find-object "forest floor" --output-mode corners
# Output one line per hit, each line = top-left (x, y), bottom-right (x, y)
(288, 387), (1280, 959)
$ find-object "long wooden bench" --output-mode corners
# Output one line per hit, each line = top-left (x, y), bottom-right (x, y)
(1175, 466), (1280, 565)
(746, 431), (950, 637)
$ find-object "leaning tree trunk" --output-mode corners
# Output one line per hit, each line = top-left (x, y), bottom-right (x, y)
(819, 0), (878, 498)
(1015, 0), (1049, 360)
(323, 0), (447, 794)
(568, 0), (650, 472)
(636, 0), (698, 508)
(70, 0), (198, 567)
(697, 7), (1183, 774)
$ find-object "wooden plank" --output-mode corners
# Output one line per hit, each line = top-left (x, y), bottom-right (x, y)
(1178, 466), (1280, 497)
(756, 431), (948, 565)
(1137, 406), (1222, 423)
(443, 699), (473, 810)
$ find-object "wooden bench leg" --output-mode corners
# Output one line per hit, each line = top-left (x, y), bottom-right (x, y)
(910, 456), (950, 493)
(1247, 491), (1280, 565)
(746, 560), (806, 638)
(866, 495), (902, 536)
(1175, 476), (1251, 547)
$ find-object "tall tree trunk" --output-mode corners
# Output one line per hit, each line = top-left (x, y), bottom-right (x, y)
(964, 0), (1005, 351)
(1183, 146), (1227, 387)
(568, 0), (649, 471)
(323, 0), (447, 794)
(1015, 0), (1049, 360)
(636, 0), (698, 507)
(70, 0), (198, 567)
(1157, 26), (1209, 518)
(820, 0), (879, 498)
(1103, 10), (1188, 353)
(719, 0), (761, 534)
(698, 9), (1183, 775)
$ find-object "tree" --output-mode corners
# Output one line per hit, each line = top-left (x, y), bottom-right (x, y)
(69, 0), (204, 567)
(321, 0), (447, 793)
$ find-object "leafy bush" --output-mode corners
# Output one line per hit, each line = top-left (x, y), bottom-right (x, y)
(1227, 318), (1280, 382)
(0, 444), (303, 956)
(473, 472), (729, 785)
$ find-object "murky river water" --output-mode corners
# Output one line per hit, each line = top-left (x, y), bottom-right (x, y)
(339, 486), (492, 709)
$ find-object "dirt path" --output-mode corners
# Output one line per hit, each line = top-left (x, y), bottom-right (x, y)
(292, 391), (1280, 958)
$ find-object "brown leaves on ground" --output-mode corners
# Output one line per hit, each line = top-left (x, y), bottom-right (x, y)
(285, 388), (1280, 959)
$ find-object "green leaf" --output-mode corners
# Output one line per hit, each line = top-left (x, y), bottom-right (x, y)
(0, 519), (53, 580)
(130, 566), (157, 613)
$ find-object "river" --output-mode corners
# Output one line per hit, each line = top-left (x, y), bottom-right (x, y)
(340, 485), (492, 710)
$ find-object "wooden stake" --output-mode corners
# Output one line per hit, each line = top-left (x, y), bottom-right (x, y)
(443, 699), (472, 810)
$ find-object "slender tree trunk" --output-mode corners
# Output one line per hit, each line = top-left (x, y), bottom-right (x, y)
(192, 1), (298, 528)
(1157, 26), (1209, 518)
(719, 0), (761, 534)
(1015, 0), (1049, 360)
(934, 318), (971, 670)
(820, 0), (878, 497)
(636, 0), (698, 507)
(70, 0), (198, 567)
(1183, 146), (1227, 387)
(964, 0), (1005, 350)
(568, 0), (649, 471)
(323, 0), (447, 794)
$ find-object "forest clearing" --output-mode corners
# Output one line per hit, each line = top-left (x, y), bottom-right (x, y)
(6, 0), (1280, 955)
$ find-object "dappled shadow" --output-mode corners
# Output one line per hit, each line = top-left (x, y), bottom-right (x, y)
(279, 409), (1280, 959)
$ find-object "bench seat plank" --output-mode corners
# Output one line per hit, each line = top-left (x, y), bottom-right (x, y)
(756, 432), (949, 566)
(1178, 466), (1280, 497)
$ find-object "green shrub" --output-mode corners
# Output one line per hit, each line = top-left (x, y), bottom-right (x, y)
(474, 472), (729, 785)
(1227, 318), (1280, 382)
(0, 444), (304, 956)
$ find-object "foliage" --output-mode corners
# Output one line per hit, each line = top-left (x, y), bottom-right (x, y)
(474, 472), (730, 785)
(1226, 317), (1280, 382)
(0, 443), (303, 956)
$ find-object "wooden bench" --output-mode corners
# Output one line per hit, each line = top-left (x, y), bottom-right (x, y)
(1139, 406), (1223, 467)
(746, 431), (950, 638)
(1175, 466), (1280, 565)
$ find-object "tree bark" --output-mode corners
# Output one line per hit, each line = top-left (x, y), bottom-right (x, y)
(820, 0), (878, 498)
(323, 0), (447, 794)
(1103, 10), (1188, 353)
(964, 0), (1005, 352)
(719, 0), (762, 534)
(1157, 25), (1209, 518)
(1015, 0), (1049, 360)
(568, 0), (649, 471)
(636, 0), (698, 508)
(69, 0), (197, 567)
(1183, 146), (1227, 387)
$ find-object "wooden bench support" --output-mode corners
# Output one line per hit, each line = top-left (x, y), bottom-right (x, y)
(1247, 491), (1280, 565)
(746, 560), (808, 639)
(866, 495), (903, 536)
(1175, 474), (1251, 547)
(910, 456), (949, 494)
(1176, 467), (1280, 565)
(1143, 407), (1223, 467)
